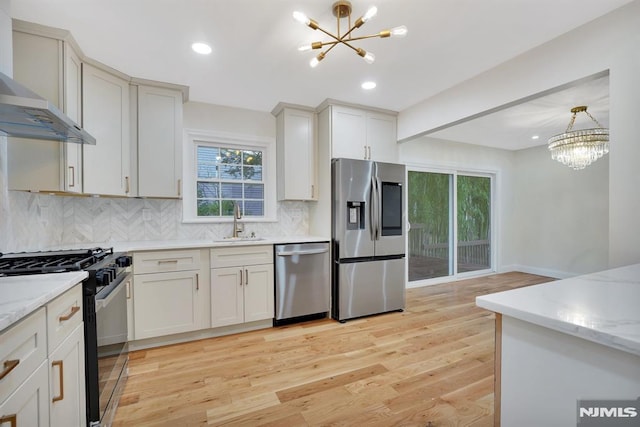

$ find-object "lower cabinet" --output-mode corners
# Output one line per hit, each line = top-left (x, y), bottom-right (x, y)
(0, 283), (85, 427)
(210, 246), (274, 328)
(49, 324), (86, 427)
(0, 362), (50, 427)
(131, 249), (210, 340)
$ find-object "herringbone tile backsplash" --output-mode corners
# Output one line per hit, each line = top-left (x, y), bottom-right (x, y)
(3, 191), (309, 251)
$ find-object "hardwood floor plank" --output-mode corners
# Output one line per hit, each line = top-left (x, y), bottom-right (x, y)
(113, 272), (552, 426)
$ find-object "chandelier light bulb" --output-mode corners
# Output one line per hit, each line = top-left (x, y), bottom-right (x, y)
(298, 44), (312, 52)
(390, 25), (408, 38)
(310, 52), (325, 68)
(293, 11), (310, 26)
(362, 6), (378, 22)
(363, 51), (376, 64)
(191, 42), (212, 55)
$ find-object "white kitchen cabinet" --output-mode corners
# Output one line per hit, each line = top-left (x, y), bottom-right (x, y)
(82, 62), (131, 196)
(8, 22), (84, 193)
(210, 246), (274, 328)
(131, 83), (185, 198)
(0, 362), (49, 427)
(0, 283), (85, 427)
(326, 104), (398, 163)
(132, 249), (210, 340)
(272, 104), (317, 201)
(49, 324), (85, 427)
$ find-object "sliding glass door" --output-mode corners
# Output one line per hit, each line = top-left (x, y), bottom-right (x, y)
(408, 170), (492, 283)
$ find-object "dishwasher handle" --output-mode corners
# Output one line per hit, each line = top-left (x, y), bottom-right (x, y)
(276, 248), (329, 257)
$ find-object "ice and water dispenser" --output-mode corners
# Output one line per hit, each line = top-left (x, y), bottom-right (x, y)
(346, 201), (365, 230)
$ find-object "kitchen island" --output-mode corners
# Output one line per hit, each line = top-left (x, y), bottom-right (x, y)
(476, 264), (640, 426)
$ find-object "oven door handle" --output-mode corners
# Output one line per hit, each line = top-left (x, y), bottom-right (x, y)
(96, 275), (130, 313)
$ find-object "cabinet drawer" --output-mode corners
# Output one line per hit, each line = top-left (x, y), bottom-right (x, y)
(0, 308), (47, 404)
(46, 285), (83, 354)
(133, 249), (201, 274)
(210, 245), (273, 268)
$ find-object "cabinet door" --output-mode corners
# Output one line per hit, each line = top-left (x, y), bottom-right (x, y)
(331, 105), (367, 160)
(366, 112), (398, 163)
(210, 268), (244, 327)
(49, 324), (86, 427)
(244, 264), (274, 323)
(277, 108), (317, 200)
(133, 271), (200, 339)
(137, 85), (183, 198)
(0, 362), (50, 427)
(63, 43), (83, 193)
(82, 63), (131, 196)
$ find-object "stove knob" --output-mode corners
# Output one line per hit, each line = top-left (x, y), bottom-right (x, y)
(95, 269), (111, 287)
(116, 256), (132, 268)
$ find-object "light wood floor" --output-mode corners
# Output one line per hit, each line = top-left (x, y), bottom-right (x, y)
(113, 272), (551, 426)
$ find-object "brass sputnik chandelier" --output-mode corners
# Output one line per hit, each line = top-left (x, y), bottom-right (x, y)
(293, 1), (407, 68)
(547, 106), (609, 170)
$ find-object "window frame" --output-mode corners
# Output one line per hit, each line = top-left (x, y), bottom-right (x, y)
(183, 129), (277, 223)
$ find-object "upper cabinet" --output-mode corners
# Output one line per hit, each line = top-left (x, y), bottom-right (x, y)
(323, 103), (398, 163)
(131, 83), (185, 198)
(272, 104), (317, 201)
(8, 22), (83, 193)
(82, 62), (131, 196)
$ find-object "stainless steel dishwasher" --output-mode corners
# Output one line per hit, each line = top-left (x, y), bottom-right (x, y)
(274, 242), (330, 325)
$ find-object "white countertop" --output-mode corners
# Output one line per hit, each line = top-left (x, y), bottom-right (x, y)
(0, 271), (88, 332)
(46, 236), (330, 253)
(476, 264), (640, 356)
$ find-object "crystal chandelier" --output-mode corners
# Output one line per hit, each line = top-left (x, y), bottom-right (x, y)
(547, 106), (609, 170)
(293, 1), (407, 68)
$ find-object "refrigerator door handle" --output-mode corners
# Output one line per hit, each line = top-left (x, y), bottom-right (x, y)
(375, 176), (382, 240)
(370, 174), (378, 241)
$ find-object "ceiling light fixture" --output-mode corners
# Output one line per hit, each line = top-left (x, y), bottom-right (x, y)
(361, 81), (376, 90)
(547, 106), (609, 170)
(191, 42), (212, 55)
(293, 1), (407, 68)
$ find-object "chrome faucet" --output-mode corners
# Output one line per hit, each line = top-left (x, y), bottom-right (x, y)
(232, 202), (243, 238)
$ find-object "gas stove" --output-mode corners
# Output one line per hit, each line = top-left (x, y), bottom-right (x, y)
(0, 247), (131, 293)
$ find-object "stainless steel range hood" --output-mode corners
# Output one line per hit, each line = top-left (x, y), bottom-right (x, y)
(0, 71), (96, 144)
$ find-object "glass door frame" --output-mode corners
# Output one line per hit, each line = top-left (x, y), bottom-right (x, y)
(405, 165), (497, 288)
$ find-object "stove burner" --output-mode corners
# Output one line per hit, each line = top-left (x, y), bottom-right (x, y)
(0, 247), (114, 276)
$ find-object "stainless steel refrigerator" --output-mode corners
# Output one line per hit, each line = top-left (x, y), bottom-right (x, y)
(331, 158), (406, 322)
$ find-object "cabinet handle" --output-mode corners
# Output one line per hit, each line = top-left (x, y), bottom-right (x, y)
(311, 184), (315, 198)
(125, 176), (130, 194)
(364, 145), (367, 159)
(177, 179), (181, 197)
(0, 359), (20, 381)
(51, 360), (65, 402)
(196, 273), (199, 290)
(0, 414), (16, 427)
(59, 305), (80, 322)
(367, 146), (371, 160)
(245, 269), (249, 285)
(126, 280), (131, 299)
(239, 269), (243, 286)
(158, 259), (179, 264)
(68, 166), (75, 188)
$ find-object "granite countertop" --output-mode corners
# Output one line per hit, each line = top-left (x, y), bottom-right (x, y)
(0, 271), (88, 332)
(476, 264), (640, 356)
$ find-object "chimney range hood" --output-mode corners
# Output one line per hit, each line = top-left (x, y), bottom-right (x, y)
(0, 71), (96, 145)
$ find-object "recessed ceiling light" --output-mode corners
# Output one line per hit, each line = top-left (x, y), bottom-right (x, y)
(192, 42), (212, 55)
(531, 135), (540, 140)
(361, 81), (376, 90)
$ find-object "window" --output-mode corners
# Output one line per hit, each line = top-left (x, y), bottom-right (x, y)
(196, 146), (264, 217)
(183, 130), (276, 223)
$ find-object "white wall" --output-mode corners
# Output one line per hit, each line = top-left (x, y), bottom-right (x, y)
(399, 136), (519, 273)
(399, 0), (640, 269)
(513, 146), (609, 277)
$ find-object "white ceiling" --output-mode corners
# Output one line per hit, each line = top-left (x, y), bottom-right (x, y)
(10, 0), (630, 149)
